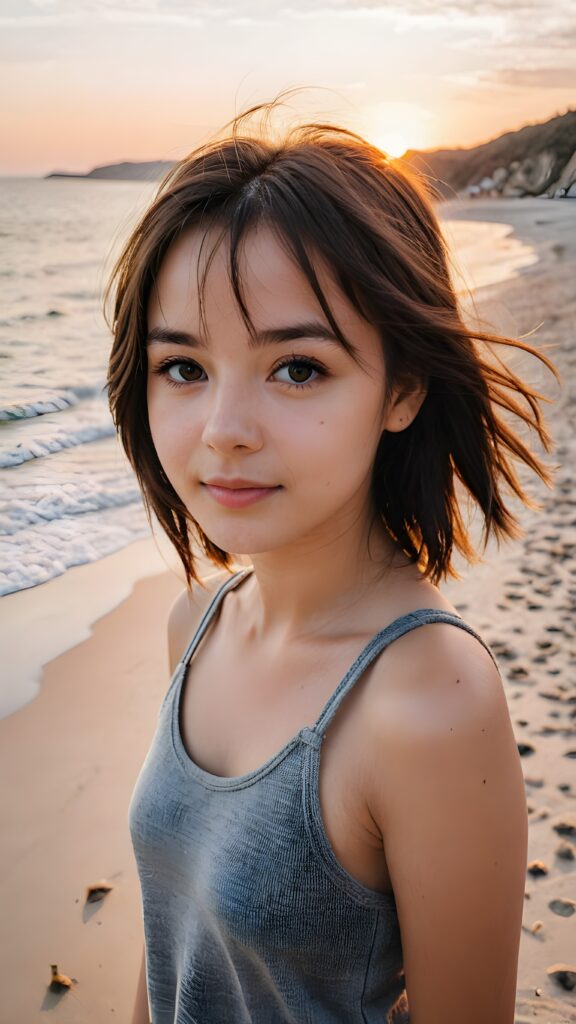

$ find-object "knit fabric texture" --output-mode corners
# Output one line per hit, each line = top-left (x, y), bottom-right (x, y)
(129, 567), (495, 1023)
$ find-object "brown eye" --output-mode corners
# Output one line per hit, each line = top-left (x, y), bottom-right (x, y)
(167, 361), (204, 383)
(274, 359), (321, 386)
(288, 363), (313, 383)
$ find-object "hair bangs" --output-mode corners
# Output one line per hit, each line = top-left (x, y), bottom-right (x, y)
(106, 96), (557, 588)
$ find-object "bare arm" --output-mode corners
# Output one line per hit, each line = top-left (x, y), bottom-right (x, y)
(367, 625), (528, 1023)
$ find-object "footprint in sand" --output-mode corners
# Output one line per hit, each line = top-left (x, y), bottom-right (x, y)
(552, 817), (576, 837)
(509, 666), (530, 682)
(546, 963), (576, 992)
(537, 723), (575, 735)
(492, 641), (520, 660)
(548, 898), (576, 917)
(538, 689), (564, 701)
(524, 776), (544, 788)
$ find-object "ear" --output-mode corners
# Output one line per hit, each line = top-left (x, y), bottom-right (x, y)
(382, 381), (427, 434)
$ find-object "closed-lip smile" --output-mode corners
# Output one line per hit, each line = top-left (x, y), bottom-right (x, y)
(203, 477), (279, 490)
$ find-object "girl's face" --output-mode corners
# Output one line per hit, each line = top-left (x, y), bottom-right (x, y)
(146, 223), (397, 558)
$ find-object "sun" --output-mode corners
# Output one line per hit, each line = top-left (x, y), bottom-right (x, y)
(374, 130), (410, 159)
(360, 102), (431, 160)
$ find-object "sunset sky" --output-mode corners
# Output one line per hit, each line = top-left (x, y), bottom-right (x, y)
(1, 0), (574, 176)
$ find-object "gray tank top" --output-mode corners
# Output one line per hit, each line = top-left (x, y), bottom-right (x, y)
(129, 566), (496, 1023)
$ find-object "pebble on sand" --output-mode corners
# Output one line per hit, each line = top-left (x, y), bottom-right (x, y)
(527, 860), (549, 876)
(48, 964), (73, 994)
(85, 880), (113, 904)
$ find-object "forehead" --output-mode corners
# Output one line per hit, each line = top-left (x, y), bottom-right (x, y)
(148, 222), (379, 349)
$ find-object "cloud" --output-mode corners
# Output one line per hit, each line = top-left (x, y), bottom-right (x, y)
(3, 0), (568, 14)
(487, 66), (576, 88)
(2, 0), (574, 81)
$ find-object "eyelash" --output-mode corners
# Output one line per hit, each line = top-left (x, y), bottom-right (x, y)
(151, 353), (328, 391)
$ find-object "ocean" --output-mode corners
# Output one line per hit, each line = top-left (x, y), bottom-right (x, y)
(0, 178), (538, 598)
(0, 177), (158, 597)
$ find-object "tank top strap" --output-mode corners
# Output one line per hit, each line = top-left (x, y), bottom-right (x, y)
(179, 566), (254, 669)
(313, 608), (497, 737)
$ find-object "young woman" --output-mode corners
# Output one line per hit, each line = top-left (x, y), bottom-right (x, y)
(107, 102), (555, 1024)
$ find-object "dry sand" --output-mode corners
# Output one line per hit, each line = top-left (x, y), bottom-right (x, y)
(439, 199), (576, 1023)
(0, 198), (574, 1023)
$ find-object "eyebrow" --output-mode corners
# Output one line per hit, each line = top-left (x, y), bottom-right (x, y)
(146, 321), (342, 349)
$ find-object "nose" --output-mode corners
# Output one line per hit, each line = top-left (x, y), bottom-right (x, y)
(201, 381), (264, 453)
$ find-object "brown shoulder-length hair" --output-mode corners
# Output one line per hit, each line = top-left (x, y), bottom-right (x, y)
(106, 100), (556, 588)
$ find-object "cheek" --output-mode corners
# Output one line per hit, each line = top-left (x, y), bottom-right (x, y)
(277, 388), (383, 486)
(311, 383), (383, 450)
(146, 388), (198, 475)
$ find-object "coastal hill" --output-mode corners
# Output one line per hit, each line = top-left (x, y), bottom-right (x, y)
(403, 108), (576, 199)
(45, 109), (576, 199)
(45, 160), (174, 182)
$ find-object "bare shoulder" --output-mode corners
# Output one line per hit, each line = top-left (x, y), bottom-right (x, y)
(363, 618), (511, 804)
(167, 568), (235, 674)
(374, 615), (502, 719)
(363, 620), (527, 1023)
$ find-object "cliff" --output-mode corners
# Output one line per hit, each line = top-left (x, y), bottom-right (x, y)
(402, 109), (576, 199)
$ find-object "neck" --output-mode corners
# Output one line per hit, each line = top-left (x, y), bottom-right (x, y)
(240, 512), (411, 642)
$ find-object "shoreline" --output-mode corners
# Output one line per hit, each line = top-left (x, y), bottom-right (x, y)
(0, 534), (182, 720)
(2, 198), (575, 1021)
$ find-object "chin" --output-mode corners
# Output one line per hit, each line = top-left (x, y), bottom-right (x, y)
(194, 521), (298, 557)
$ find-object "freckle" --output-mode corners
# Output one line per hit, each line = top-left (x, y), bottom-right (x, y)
(482, 728), (485, 732)
(450, 727), (453, 732)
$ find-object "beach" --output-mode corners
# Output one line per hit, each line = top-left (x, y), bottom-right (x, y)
(1, 197), (575, 1022)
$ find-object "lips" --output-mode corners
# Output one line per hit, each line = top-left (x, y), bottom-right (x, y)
(203, 478), (278, 490)
(202, 480), (282, 509)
